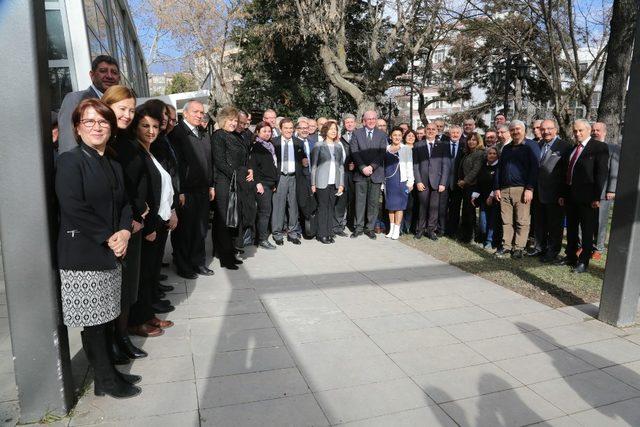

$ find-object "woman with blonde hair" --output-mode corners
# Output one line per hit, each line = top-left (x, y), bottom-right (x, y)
(212, 106), (253, 269)
(101, 85), (149, 360)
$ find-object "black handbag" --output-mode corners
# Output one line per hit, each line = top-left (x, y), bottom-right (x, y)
(226, 171), (239, 228)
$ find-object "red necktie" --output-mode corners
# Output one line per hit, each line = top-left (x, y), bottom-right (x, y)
(566, 144), (583, 185)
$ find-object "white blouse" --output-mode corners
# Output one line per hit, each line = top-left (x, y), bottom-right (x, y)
(150, 155), (174, 221)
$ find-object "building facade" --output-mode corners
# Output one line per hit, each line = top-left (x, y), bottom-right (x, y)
(45, 0), (149, 110)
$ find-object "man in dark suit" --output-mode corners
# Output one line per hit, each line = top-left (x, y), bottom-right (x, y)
(444, 125), (465, 237)
(58, 55), (121, 153)
(263, 109), (279, 138)
(169, 100), (215, 279)
(350, 111), (388, 239)
(591, 122), (619, 260)
(434, 119), (450, 143)
(413, 123), (451, 240)
(558, 119), (609, 273)
(294, 118), (317, 238)
(272, 118), (307, 245)
(460, 118), (475, 145)
(530, 119), (571, 262)
(334, 114), (357, 236)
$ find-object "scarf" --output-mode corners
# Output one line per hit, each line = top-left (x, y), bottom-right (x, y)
(257, 137), (277, 166)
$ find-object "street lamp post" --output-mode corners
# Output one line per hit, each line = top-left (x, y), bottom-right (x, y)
(489, 52), (529, 117)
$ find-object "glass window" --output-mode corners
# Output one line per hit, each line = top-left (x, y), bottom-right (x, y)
(45, 10), (68, 60)
(83, 0), (99, 36)
(88, 29), (102, 60)
(96, 7), (111, 55)
(49, 67), (73, 111)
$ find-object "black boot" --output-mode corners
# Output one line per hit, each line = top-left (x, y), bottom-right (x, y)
(83, 326), (141, 398)
(82, 328), (141, 387)
(116, 332), (148, 359)
(106, 322), (130, 365)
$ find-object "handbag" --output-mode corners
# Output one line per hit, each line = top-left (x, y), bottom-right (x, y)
(226, 170), (239, 228)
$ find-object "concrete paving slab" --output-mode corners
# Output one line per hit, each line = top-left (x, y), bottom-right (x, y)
(528, 370), (640, 414)
(193, 346), (295, 379)
(420, 305), (497, 326)
(603, 360), (640, 390)
(339, 406), (457, 427)
(443, 318), (525, 342)
(389, 343), (488, 376)
(368, 327), (459, 354)
(565, 338), (640, 368)
(568, 397), (640, 426)
(495, 349), (597, 385)
(466, 331), (558, 361)
(354, 312), (434, 335)
(189, 327), (284, 354)
(189, 313), (274, 335)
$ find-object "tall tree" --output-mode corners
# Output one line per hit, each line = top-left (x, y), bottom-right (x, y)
(597, 0), (638, 144)
(293, 0), (462, 116)
(165, 72), (197, 94)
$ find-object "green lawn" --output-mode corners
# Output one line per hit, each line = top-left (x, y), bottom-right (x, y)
(402, 235), (606, 308)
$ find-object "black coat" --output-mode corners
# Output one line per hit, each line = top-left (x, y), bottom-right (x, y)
(111, 134), (148, 223)
(475, 162), (499, 200)
(561, 139), (609, 204)
(169, 120), (214, 193)
(212, 129), (248, 186)
(151, 134), (181, 206)
(56, 144), (132, 270)
(249, 141), (279, 188)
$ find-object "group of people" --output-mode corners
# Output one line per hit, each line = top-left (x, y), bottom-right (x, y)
(52, 54), (617, 400)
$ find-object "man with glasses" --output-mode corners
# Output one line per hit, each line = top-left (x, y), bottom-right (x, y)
(58, 55), (121, 153)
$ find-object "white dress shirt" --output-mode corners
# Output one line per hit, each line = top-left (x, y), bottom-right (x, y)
(150, 155), (175, 221)
(327, 143), (336, 185)
(281, 138), (296, 174)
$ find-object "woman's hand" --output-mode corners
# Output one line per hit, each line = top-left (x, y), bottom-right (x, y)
(311, 185), (316, 193)
(338, 185), (344, 194)
(145, 231), (157, 242)
(167, 210), (178, 230)
(407, 185), (414, 192)
(246, 169), (254, 182)
(486, 197), (493, 206)
(256, 183), (264, 194)
(132, 220), (143, 234)
(179, 194), (186, 207)
(108, 230), (131, 257)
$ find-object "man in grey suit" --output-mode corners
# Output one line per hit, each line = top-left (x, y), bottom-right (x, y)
(271, 118), (308, 245)
(531, 119), (571, 262)
(350, 110), (387, 239)
(592, 122), (619, 259)
(58, 55), (121, 153)
(413, 123), (450, 240)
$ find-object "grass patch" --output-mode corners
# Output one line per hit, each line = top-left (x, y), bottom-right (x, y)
(402, 235), (605, 308)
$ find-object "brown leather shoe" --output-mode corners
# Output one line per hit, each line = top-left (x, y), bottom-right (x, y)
(128, 324), (164, 337)
(147, 317), (174, 329)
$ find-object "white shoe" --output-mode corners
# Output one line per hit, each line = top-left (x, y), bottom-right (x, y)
(385, 223), (395, 238)
(391, 224), (400, 240)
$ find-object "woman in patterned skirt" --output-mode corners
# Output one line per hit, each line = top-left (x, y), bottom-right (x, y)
(55, 98), (141, 399)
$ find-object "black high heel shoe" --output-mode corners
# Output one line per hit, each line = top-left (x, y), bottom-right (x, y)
(116, 334), (148, 359)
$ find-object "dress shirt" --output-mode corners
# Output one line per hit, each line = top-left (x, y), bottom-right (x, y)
(327, 143), (337, 185)
(450, 140), (459, 158)
(281, 138), (296, 174)
(184, 120), (200, 138)
(567, 137), (590, 183)
(90, 84), (104, 98)
(151, 154), (175, 221)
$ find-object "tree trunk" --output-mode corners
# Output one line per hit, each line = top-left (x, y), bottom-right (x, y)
(597, 0), (638, 144)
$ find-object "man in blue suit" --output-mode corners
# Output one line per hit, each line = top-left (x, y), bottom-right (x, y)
(349, 111), (388, 239)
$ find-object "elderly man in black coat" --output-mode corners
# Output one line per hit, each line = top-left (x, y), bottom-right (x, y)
(349, 111), (388, 239)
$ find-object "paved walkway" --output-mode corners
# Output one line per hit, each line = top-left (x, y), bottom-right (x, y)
(4, 237), (640, 426)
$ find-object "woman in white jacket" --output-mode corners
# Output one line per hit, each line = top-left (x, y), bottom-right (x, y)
(383, 127), (414, 239)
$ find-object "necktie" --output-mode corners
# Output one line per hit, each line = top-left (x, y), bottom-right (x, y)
(451, 142), (457, 158)
(540, 143), (550, 165)
(566, 144), (584, 185)
(367, 130), (372, 142)
(193, 128), (200, 139)
(283, 139), (290, 173)
(428, 142), (433, 157)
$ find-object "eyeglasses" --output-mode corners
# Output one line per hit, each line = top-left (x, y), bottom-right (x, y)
(80, 119), (111, 129)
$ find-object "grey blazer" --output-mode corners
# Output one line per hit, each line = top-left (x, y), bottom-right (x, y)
(310, 140), (345, 189)
(57, 86), (101, 154)
(537, 137), (571, 204)
(601, 142), (620, 198)
(413, 139), (451, 189)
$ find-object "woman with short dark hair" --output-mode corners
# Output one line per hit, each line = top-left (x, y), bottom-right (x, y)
(473, 146), (501, 249)
(457, 132), (485, 243)
(56, 98), (140, 398)
(249, 121), (279, 249)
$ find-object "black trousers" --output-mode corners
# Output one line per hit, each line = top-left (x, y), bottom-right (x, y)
(459, 188), (477, 242)
(333, 170), (353, 232)
(316, 185), (337, 238)
(354, 178), (382, 233)
(417, 185), (441, 233)
(256, 186), (273, 241)
(566, 198), (597, 266)
(213, 179), (238, 264)
(173, 191), (209, 272)
(130, 225), (167, 326)
(445, 188), (463, 236)
(534, 201), (565, 257)
(120, 231), (141, 308)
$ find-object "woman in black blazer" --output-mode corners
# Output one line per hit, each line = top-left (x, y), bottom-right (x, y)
(126, 104), (176, 337)
(249, 121), (279, 249)
(212, 106), (252, 269)
(103, 85), (147, 362)
(56, 98), (140, 399)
